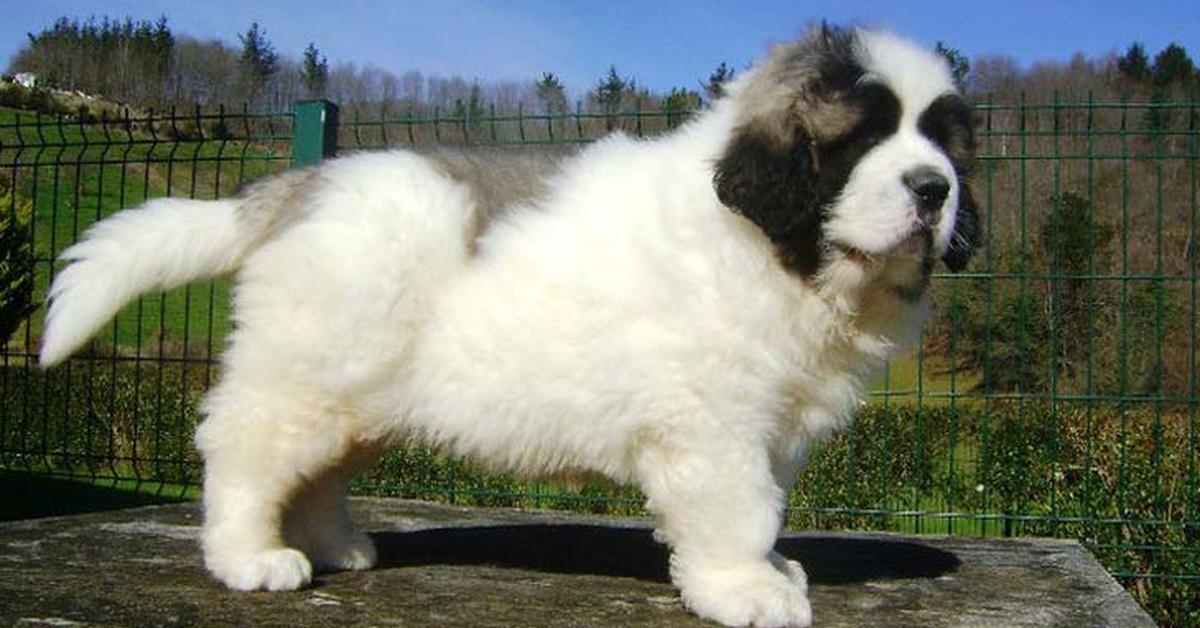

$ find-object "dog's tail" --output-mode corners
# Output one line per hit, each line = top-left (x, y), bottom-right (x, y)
(40, 178), (292, 366)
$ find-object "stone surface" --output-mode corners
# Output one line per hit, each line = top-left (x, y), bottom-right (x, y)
(0, 498), (1155, 627)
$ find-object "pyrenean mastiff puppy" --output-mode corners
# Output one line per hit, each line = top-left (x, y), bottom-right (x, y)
(41, 25), (978, 628)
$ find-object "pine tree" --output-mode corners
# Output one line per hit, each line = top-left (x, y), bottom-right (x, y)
(1146, 43), (1196, 130)
(11, 15), (173, 105)
(935, 41), (971, 92)
(301, 42), (328, 98)
(594, 66), (626, 110)
(452, 82), (487, 139)
(535, 72), (566, 113)
(1152, 43), (1196, 87)
(704, 61), (734, 101)
(661, 87), (699, 127)
(593, 65), (628, 131)
(238, 22), (278, 104)
(1117, 43), (1151, 83)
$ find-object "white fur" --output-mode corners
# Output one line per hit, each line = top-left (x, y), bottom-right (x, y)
(40, 197), (246, 366)
(825, 126), (959, 255)
(830, 34), (961, 259)
(857, 31), (957, 117)
(41, 28), (963, 628)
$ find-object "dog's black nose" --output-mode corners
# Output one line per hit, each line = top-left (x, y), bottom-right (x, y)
(903, 167), (950, 223)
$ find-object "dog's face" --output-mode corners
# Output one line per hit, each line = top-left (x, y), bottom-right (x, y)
(714, 26), (980, 296)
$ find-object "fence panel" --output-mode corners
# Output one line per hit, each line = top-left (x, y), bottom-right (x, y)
(0, 105), (292, 493)
(0, 97), (1196, 625)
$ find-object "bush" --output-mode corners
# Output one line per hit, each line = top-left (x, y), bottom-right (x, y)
(0, 174), (34, 345)
(0, 363), (205, 484)
(0, 84), (24, 108)
(0, 84), (71, 116)
(790, 401), (1198, 626)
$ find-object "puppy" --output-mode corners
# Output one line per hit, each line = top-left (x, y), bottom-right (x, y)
(41, 25), (978, 628)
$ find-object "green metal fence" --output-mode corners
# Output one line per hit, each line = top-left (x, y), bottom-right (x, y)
(0, 96), (1197, 626)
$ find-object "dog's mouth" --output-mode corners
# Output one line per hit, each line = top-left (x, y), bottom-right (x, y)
(831, 230), (935, 301)
(834, 243), (876, 265)
(892, 230), (933, 259)
(833, 229), (933, 266)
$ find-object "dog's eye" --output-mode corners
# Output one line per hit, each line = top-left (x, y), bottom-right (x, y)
(826, 84), (901, 148)
(918, 95), (975, 169)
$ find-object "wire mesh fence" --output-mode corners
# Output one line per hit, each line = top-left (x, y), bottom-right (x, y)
(0, 96), (1196, 625)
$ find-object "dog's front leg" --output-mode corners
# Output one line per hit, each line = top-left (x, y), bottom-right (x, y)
(635, 435), (812, 628)
(766, 437), (814, 597)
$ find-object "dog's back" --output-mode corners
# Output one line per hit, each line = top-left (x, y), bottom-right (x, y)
(417, 144), (576, 239)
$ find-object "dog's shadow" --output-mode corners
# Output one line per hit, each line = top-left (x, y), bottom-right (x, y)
(371, 525), (960, 585)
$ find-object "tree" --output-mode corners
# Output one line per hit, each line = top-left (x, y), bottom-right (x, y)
(661, 87), (699, 127)
(1040, 191), (1114, 377)
(704, 61), (734, 101)
(593, 65), (630, 131)
(594, 65), (627, 110)
(10, 15), (174, 105)
(168, 37), (239, 106)
(935, 41), (971, 92)
(1151, 43), (1196, 88)
(1146, 43), (1196, 130)
(1117, 43), (1151, 83)
(238, 22), (278, 104)
(301, 42), (328, 98)
(534, 72), (566, 113)
(946, 191), (1118, 393)
(452, 81), (487, 139)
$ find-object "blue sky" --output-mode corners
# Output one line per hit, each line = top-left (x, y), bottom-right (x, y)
(2, 0), (1198, 96)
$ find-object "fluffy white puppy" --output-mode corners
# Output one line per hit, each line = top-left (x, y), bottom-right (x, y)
(41, 25), (978, 628)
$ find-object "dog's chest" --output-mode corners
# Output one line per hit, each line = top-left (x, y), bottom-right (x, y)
(772, 295), (917, 436)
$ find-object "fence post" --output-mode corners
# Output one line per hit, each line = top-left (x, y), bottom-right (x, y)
(291, 99), (339, 168)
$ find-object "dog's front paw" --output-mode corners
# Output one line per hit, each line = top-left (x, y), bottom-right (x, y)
(674, 559), (812, 627)
(209, 548), (314, 591)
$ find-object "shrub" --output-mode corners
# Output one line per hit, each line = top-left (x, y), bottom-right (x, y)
(0, 174), (34, 345)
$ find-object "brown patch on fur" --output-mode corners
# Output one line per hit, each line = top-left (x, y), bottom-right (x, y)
(730, 26), (866, 151)
(236, 167), (324, 243)
(422, 146), (577, 253)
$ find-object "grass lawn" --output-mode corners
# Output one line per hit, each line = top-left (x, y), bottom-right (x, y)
(869, 347), (982, 404)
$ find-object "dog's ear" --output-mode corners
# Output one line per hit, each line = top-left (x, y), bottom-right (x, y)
(942, 184), (981, 272)
(710, 25), (859, 277)
(713, 128), (824, 275)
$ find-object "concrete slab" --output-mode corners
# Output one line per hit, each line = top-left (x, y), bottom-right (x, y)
(0, 498), (1155, 627)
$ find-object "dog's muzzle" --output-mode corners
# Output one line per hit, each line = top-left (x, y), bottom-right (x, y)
(903, 166), (950, 227)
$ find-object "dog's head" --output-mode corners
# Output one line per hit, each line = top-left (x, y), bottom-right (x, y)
(713, 26), (980, 297)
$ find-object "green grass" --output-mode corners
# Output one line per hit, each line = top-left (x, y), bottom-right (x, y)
(869, 350), (982, 405)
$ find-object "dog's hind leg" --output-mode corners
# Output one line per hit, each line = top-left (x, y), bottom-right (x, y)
(283, 443), (383, 572)
(188, 150), (474, 591)
(194, 385), (370, 591)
